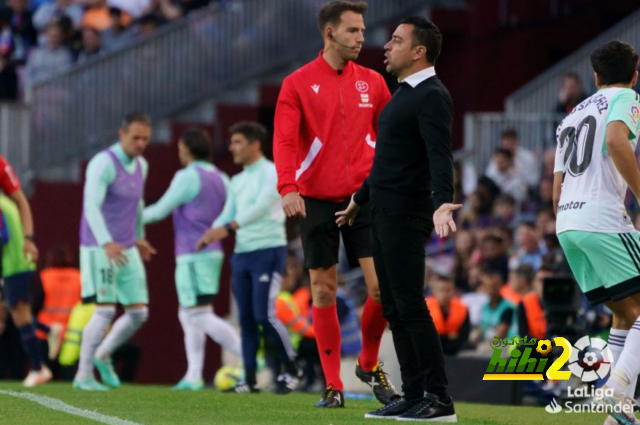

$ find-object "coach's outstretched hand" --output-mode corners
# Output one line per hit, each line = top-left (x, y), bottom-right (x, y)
(335, 195), (360, 227)
(433, 203), (463, 238)
(196, 227), (229, 251)
(136, 239), (157, 262)
(282, 192), (306, 218)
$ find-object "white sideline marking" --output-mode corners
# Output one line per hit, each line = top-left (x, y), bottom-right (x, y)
(0, 389), (143, 425)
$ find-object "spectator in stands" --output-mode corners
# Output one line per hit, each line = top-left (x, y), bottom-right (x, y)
(136, 13), (162, 36)
(537, 177), (554, 210)
(82, 0), (130, 31)
(107, 0), (152, 19)
(459, 177), (500, 230)
(492, 194), (516, 226)
(486, 129), (539, 187)
(0, 0), (37, 63)
(33, 0), (83, 32)
(535, 207), (555, 240)
(476, 266), (517, 345)
(426, 275), (470, 356)
(516, 266), (553, 340)
(486, 148), (528, 202)
(542, 148), (556, 179)
(0, 53), (17, 100)
(453, 230), (475, 292)
(24, 20), (71, 85)
(494, 224), (514, 256)
(501, 264), (533, 306)
(77, 26), (100, 63)
(100, 7), (131, 51)
(479, 234), (509, 282)
(58, 14), (80, 56)
(555, 72), (587, 114)
(509, 222), (545, 272)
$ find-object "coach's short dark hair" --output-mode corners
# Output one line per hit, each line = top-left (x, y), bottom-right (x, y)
(318, 1), (367, 35)
(180, 128), (211, 161)
(229, 121), (267, 145)
(121, 112), (151, 130)
(400, 16), (442, 64)
(590, 40), (639, 85)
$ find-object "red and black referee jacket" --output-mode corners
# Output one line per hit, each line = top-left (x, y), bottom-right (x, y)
(274, 51), (391, 202)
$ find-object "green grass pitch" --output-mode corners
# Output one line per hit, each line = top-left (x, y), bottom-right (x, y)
(0, 382), (611, 424)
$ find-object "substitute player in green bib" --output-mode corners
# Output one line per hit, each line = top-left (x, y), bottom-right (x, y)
(74, 113), (157, 391)
(554, 41), (640, 424)
(144, 129), (241, 391)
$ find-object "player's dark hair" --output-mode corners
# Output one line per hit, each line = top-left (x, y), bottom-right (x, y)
(399, 16), (442, 64)
(500, 128), (518, 140)
(121, 112), (151, 130)
(318, 1), (367, 35)
(180, 128), (212, 161)
(229, 121), (267, 145)
(590, 40), (639, 85)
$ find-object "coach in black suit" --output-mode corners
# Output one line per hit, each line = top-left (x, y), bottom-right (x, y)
(337, 17), (460, 422)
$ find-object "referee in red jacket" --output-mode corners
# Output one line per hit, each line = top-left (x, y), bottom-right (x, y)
(274, 1), (395, 408)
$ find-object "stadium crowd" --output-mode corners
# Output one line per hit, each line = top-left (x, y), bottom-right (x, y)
(0, 0), (225, 96)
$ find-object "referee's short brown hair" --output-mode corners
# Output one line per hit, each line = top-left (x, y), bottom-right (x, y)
(400, 16), (442, 65)
(317, 1), (368, 35)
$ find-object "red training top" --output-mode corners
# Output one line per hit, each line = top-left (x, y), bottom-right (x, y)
(274, 51), (391, 202)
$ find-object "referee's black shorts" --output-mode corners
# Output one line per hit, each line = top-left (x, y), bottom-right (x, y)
(299, 196), (372, 270)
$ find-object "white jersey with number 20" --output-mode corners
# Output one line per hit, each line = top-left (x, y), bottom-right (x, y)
(555, 87), (640, 234)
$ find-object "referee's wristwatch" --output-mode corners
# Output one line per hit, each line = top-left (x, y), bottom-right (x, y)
(224, 223), (235, 233)
(24, 234), (35, 242)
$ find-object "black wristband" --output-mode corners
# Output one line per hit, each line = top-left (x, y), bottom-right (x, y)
(224, 223), (234, 233)
(24, 235), (35, 241)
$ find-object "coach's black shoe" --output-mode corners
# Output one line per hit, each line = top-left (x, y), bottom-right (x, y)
(356, 361), (398, 405)
(364, 395), (414, 419)
(314, 386), (345, 408)
(397, 395), (457, 422)
(223, 381), (260, 394)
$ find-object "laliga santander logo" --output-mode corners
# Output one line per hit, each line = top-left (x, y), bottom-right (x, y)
(566, 335), (612, 382)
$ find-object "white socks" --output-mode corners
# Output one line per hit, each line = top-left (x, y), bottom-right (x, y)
(179, 308), (205, 383)
(96, 307), (149, 361)
(75, 305), (116, 382)
(187, 306), (242, 358)
(607, 324), (640, 397)
(179, 306), (242, 382)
